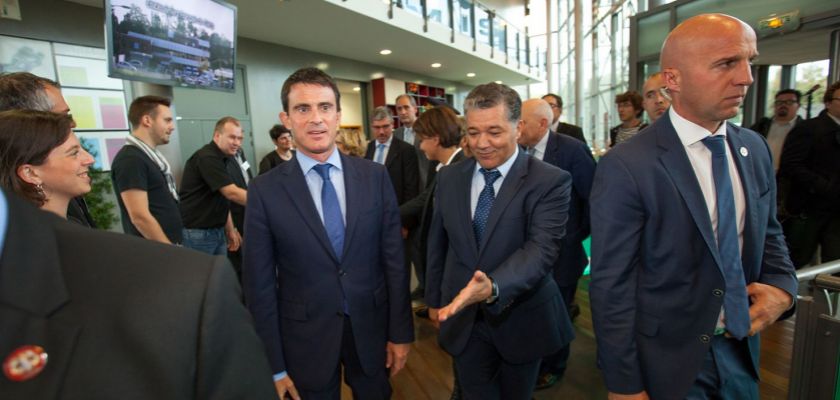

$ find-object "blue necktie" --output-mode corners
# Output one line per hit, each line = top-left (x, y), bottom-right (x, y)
(702, 135), (751, 340)
(375, 143), (386, 164)
(473, 168), (502, 247)
(313, 164), (344, 260)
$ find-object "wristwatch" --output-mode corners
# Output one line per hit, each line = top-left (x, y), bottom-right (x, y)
(485, 278), (499, 304)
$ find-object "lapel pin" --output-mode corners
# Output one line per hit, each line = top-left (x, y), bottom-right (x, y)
(3, 345), (48, 382)
(740, 147), (748, 157)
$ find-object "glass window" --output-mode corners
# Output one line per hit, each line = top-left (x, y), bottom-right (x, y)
(401, 0), (423, 16)
(427, 0), (449, 27)
(476, 7), (491, 46)
(454, 0), (472, 36)
(494, 18), (506, 53)
(793, 59), (829, 118)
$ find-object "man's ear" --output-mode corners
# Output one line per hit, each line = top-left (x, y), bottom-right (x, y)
(279, 111), (289, 127)
(662, 68), (680, 94)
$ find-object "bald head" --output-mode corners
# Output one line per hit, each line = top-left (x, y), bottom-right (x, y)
(660, 14), (757, 131)
(518, 99), (553, 147)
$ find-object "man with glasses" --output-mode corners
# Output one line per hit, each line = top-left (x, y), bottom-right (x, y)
(750, 89), (803, 171)
(778, 81), (840, 268)
(542, 93), (587, 145)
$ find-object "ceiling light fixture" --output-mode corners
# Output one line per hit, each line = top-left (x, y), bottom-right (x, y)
(380, 49), (392, 55)
(495, 80), (503, 84)
(431, 63), (442, 68)
(466, 72), (476, 77)
(353, 87), (360, 91)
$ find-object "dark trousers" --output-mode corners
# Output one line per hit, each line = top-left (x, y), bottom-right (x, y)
(455, 320), (541, 400)
(296, 318), (392, 400)
(406, 228), (424, 290)
(539, 281), (577, 375)
(685, 335), (758, 400)
(784, 212), (840, 268)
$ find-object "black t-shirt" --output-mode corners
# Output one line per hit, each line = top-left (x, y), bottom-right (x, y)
(179, 142), (235, 229)
(111, 145), (183, 243)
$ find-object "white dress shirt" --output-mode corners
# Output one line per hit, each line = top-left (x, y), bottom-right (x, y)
(402, 126), (415, 145)
(765, 118), (797, 172)
(436, 147), (463, 171)
(531, 129), (551, 161)
(470, 146), (520, 217)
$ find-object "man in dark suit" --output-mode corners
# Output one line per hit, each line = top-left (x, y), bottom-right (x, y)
(778, 81), (840, 268)
(364, 106), (421, 206)
(244, 68), (414, 400)
(394, 93), (436, 189)
(426, 83), (574, 399)
(750, 89), (804, 172)
(518, 98), (596, 389)
(0, 188), (276, 399)
(542, 93), (587, 146)
(590, 14), (797, 400)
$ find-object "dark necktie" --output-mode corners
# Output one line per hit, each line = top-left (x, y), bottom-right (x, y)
(473, 168), (502, 247)
(701, 135), (751, 340)
(313, 164), (344, 260)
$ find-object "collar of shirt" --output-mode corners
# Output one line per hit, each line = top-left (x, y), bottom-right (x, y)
(533, 129), (551, 160)
(471, 146), (520, 217)
(0, 191), (7, 257)
(670, 107), (728, 146)
(296, 148), (346, 224)
(550, 119), (560, 132)
(437, 147), (463, 171)
(378, 134), (394, 148)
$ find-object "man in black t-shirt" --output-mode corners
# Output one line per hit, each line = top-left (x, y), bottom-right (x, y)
(179, 116), (246, 256)
(111, 96), (183, 244)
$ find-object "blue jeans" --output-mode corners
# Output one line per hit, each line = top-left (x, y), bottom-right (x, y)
(182, 227), (226, 256)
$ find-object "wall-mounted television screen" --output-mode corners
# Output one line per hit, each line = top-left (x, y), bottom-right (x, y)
(106, 0), (237, 91)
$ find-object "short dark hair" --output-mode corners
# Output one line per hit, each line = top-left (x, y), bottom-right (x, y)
(823, 81), (840, 105)
(0, 110), (74, 206)
(0, 72), (60, 112)
(542, 93), (563, 108)
(775, 89), (802, 103)
(370, 106), (393, 122)
(281, 67), (341, 113)
(128, 95), (171, 128)
(269, 124), (291, 140)
(214, 116), (240, 134)
(413, 106), (463, 148)
(615, 91), (644, 117)
(464, 82), (522, 124)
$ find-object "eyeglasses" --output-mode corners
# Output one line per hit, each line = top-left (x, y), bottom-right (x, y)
(547, 103), (561, 109)
(774, 100), (798, 106)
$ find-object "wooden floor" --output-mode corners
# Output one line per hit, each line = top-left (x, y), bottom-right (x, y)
(342, 277), (796, 399)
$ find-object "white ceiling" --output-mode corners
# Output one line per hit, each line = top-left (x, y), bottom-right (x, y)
(68, 0), (541, 86)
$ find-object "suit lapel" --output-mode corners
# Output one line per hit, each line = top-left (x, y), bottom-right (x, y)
(456, 159), (480, 260)
(726, 125), (759, 259)
(384, 140), (399, 167)
(478, 151), (528, 254)
(279, 159), (340, 263)
(545, 132), (561, 165)
(655, 114), (723, 268)
(340, 154), (362, 260)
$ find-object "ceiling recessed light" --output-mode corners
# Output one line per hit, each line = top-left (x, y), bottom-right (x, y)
(380, 49), (392, 55)
(495, 80), (503, 84)
(466, 72), (476, 77)
(352, 87), (360, 91)
(431, 62), (442, 68)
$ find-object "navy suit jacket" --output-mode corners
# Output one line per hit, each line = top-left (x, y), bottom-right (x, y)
(426, 151), (575, 363)
(540, 132), (596, 286)
(364, 137), (421, 205)
(243, 152), (414, 390)
(589, 112), (797, 399)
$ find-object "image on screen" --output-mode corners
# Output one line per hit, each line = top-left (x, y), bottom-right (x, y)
(106, 0), (237, 91)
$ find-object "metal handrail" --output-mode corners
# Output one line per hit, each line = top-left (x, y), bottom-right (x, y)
(796, 259), (840, 282)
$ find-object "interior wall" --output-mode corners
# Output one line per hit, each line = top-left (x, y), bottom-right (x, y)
(4, 0), (471, 164)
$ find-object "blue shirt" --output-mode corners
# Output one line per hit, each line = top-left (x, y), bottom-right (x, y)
(0, 191), (7, 256)
(295, 149), (347, 224)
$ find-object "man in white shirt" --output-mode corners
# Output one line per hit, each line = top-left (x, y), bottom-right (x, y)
(749, 89), (803, 171)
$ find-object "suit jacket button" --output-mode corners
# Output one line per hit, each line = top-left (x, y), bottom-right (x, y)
(700, 334), (711, 344)
(712, 289), (723, 297)
(338, 269), (346, 277)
